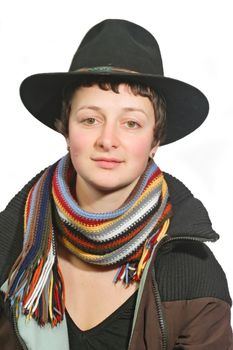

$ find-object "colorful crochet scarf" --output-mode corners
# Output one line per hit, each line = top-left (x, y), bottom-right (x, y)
(6, 154), (172, 327)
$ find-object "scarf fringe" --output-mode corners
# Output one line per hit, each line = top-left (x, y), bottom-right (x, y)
(6, 248), (65, 326)
(113, 218), (170, 285)
(6, 154), (172, 327)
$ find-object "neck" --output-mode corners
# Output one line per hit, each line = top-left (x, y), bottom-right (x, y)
(75, 177), (140, 213)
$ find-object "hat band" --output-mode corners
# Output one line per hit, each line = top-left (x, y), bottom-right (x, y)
(74, 66), (140, 74)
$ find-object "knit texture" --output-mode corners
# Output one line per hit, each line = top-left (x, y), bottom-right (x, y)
(155, 240), (232, 306)
(5, 154), (172, 326)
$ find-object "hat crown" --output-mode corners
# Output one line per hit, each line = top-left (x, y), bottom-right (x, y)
(69, 19), (164, 75)
(20, 18), (209, 145)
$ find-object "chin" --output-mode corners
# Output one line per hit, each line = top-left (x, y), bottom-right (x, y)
(91, 177), (139, 194)
(93, 182), (126, 193)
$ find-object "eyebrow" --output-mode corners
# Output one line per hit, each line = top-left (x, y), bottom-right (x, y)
(122, 107), (148, 117)
(76, 105), (148, 117)
(77, 105), (101, 112)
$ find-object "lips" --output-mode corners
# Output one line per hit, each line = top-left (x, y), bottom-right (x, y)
(92, 157), (123, 169)
(93, 157), (122, 163)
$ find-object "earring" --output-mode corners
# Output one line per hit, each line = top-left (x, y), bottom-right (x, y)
(150, 152), (155, 159)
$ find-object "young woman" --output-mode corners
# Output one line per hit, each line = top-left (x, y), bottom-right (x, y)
(0, 19), (232, 350)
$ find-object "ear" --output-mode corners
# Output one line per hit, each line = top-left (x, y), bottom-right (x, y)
(149, 142), (159, 159)
(66, 138), (70, 151)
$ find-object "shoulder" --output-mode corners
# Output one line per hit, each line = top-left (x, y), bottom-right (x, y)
(155, 239), (232, 306)
(0, 170), (44, 285)
(164, 172), (219, 241)
(155, 172), (231, 305)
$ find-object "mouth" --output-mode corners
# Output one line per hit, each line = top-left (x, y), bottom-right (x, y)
(92, 157), (123, 169)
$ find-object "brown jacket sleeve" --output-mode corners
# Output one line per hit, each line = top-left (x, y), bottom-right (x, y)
(168, 297), (233, 349)
(0, 311), (23, 350)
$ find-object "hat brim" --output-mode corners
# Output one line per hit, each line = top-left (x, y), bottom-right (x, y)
(19, 71), (209, 145)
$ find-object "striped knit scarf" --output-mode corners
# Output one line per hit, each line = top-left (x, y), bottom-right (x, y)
(6, 154), (172, 327)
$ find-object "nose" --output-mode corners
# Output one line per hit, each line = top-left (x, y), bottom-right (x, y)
(95, 122), (119, 151)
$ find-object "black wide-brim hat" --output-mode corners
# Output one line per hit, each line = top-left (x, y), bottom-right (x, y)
(20, 19), (209, 145)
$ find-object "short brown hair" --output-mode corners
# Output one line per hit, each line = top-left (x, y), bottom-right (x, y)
(55, 79), (167, 145)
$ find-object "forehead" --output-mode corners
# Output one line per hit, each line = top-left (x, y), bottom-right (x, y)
(70, 83), (155, 115)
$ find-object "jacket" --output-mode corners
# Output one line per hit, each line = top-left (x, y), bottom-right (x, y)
(0, 171), (232, 349)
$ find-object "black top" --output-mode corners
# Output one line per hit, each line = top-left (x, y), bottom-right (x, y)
(66, 290), (138, 350)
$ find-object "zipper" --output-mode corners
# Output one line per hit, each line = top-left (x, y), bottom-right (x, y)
(0, 289), (28, 350)
(150, 234), (215, 350)
(152, 268), (168, 350)
(12, 308), (28, 350)
(166, 235), (217, 244)
(150, 235), (170, 350)
(128, 235), (170, 350)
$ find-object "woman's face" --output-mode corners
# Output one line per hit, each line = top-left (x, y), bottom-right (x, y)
(67, 84), (158, 194)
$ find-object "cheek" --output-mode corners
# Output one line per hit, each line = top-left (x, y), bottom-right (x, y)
(126, 136), (153, 159)
(68, 129), (91, 154)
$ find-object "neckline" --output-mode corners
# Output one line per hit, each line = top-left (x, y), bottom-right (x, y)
(65, 289), (138, 336)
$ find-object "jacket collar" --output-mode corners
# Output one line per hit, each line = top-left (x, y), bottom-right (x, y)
(164, 172), (219, 242)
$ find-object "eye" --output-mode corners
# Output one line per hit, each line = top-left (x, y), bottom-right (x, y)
(82, 117), (98, 125)
(125, 120), (141, 128)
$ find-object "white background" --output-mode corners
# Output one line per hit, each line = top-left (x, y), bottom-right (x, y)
(0, 0), (232, 323)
